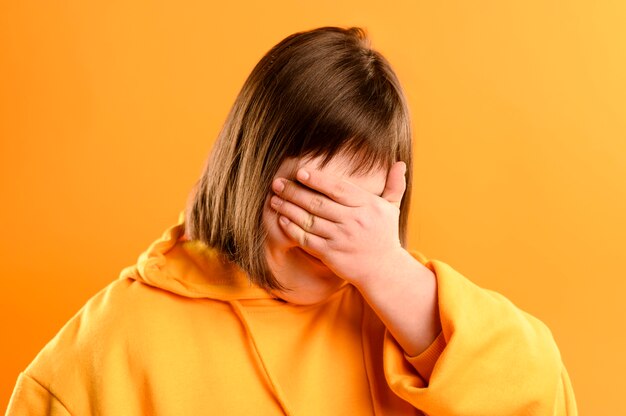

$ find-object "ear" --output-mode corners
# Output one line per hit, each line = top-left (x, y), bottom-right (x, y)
(381, 161), (407, 208)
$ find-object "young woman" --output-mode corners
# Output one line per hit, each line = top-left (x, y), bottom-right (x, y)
(7, 26), (577, 415)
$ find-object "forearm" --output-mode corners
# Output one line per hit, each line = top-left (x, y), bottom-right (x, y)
(353, 248), (442, 357)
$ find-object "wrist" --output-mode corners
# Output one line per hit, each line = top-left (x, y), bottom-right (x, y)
(353, 248), (421, 292)
(352, 247), (441, 357)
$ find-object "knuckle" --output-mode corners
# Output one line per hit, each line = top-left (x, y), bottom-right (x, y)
(331, 181), (347, 200)
(355, 211), (373, 228)
(325, 237), (339, 251)
(336, 222), (351, 235)
(300, 232), (309, 247)
(308, 196), (324, 213)
(304, 214), (315, 231)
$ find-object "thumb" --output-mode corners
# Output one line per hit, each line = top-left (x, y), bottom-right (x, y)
(381, 161), (407, 208)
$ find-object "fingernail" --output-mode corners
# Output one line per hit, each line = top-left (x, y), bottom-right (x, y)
(297, 169), (309, 181)
(279, 216), (290, 225)
(270, 195), (282, 207)
(273, 179), (285, 193)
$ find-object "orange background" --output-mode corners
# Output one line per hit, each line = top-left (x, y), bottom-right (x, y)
(1, 1), (624, 413)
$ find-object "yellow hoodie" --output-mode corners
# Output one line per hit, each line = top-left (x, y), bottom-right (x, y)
(6, 211), (577, 415)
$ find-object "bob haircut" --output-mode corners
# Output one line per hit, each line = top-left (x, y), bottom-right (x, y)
(185, 26), (413, 291)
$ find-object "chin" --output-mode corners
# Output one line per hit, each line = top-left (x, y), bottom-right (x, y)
(269, 249), (347, 305)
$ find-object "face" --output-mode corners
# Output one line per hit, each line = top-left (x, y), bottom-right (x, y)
(262, 153), (388, 305)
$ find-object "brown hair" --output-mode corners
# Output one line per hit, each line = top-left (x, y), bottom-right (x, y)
(185, 26), (413, 291)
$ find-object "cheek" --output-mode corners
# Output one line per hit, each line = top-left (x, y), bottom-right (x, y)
(262, 197), (291, 248)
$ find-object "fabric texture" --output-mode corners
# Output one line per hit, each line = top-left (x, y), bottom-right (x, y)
(6, 211), (578, 415)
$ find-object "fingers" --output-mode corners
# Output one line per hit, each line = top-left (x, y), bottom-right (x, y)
(275, 213), (327, 254)
(294, 168), (367, 207)
(270, 195), (334, 239)
(381, 161), (407, 208)
(272, 178), (346, 222)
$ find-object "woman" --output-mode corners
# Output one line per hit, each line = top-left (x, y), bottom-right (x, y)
(7, 26), (577, 415)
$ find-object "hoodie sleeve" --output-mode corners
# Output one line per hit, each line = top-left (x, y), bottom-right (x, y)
(382, 254), (578, 415)
(5, 372), (71, 415)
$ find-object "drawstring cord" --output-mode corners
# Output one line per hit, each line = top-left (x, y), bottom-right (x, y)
(229, 300), (294, 416)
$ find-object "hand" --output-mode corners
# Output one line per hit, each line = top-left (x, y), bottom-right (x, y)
(270, 160), (408, 286)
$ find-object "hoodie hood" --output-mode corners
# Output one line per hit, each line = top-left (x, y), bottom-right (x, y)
(118, 210), (276, 301)
(116, 210), (346, 416)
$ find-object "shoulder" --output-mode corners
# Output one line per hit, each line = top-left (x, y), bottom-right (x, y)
(25, 278), (136, 368)
(22, 277), (196, 390)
